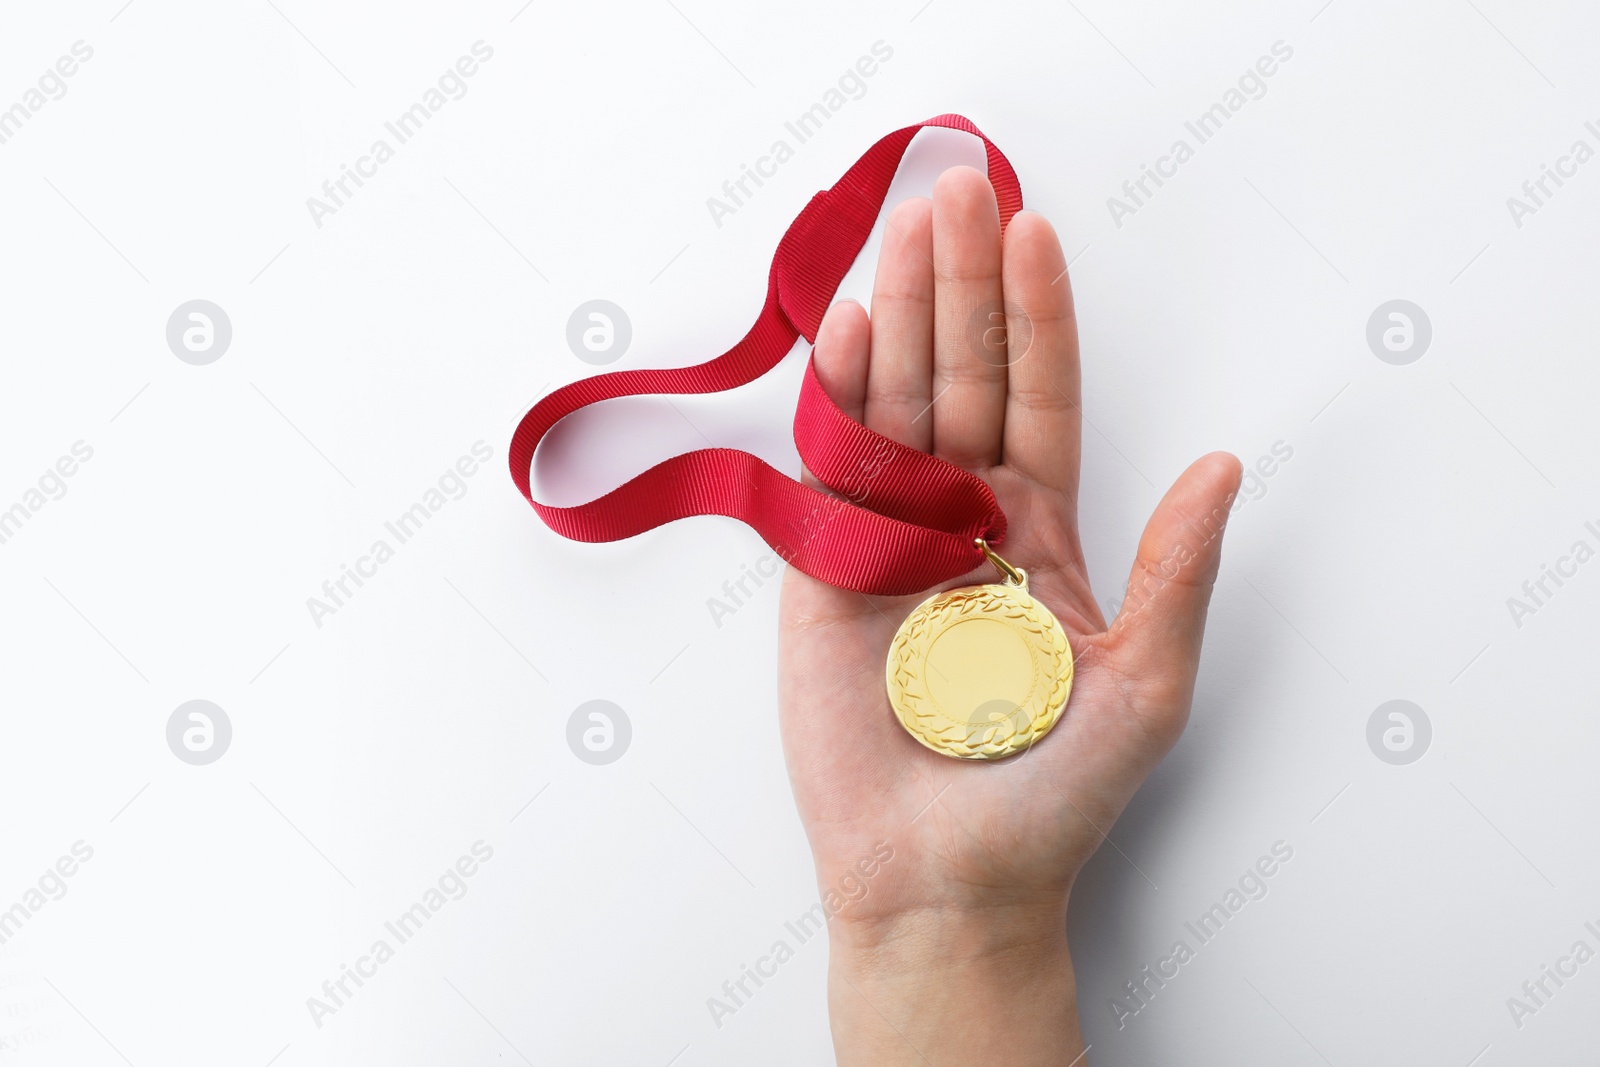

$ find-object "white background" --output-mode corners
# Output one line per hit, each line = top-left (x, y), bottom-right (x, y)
(1, 0), (1597, 1064)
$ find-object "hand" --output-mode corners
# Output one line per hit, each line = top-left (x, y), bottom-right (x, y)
(777, 166), (1243, 1064)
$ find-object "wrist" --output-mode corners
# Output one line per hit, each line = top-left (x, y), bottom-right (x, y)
(827, 903), (1083, 1066)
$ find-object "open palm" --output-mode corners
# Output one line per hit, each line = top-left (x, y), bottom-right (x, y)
(778, 167), (1243, 941)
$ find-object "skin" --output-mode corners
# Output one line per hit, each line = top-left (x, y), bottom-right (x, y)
(777, 166), (1243, 1064)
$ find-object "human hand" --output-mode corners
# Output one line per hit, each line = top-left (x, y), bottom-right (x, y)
(777, 165), (1243, 1064)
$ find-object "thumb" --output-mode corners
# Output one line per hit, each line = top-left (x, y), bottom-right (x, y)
(1106, 451), (1243, 733)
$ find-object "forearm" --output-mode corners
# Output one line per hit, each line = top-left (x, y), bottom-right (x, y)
(827, 905), (1085, 1066)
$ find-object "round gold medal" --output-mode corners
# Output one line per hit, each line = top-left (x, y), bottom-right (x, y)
(885, 542), (1073, 760)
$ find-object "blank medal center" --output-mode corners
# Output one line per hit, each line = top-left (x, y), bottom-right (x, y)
(925, 617), (1035, 722)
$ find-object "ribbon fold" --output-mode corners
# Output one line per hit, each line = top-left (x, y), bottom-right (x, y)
(508, 114), (1022, 596)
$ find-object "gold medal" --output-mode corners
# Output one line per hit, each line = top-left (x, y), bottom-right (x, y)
(885, 540), (1073, 760)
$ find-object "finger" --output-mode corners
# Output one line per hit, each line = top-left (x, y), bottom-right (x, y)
(865, 197), (935, 452)
(1000, 211), (1081, 499)
(800, 299), (871, 491)
(1107, 452), (1244, 735)
(812, 298), (870, 424)
(932, 166), (1006, 469)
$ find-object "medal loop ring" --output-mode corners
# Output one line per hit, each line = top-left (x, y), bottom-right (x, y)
(975, 538), (1025, 588)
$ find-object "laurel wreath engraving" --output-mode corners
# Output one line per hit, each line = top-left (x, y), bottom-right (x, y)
(885, 584), (1074, 760)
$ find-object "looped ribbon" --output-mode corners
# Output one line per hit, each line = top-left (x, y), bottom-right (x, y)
(508, 114), (1023, 596)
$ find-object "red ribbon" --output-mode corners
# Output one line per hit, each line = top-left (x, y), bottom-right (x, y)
(508, 115), (1023, 596)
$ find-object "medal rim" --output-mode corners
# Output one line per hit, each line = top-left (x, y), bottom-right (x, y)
(884, 580), (1074, 761)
